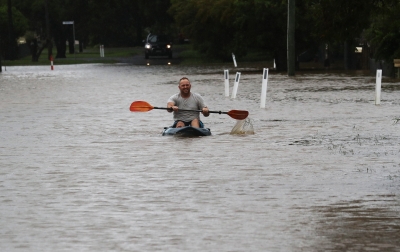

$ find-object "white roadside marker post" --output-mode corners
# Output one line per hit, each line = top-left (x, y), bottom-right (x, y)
(224, 70), (229, 97)
(231, 72), (241, 99)
(260, 68), (269, 108)
(375, 69), (382, 105)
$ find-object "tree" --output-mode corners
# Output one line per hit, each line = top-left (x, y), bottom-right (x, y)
(44, 0), (52, 59)
(4, 0), (398, 69)
(0, 4), (28, 60)
(169, 0), (290, 68)
(86, 0), (174, 47)
(61, 0), (90, 54)
(0, 31), (2, 72)
(365, 0), (400, 62)
(10, 0), (52, 61)
(7, 0), (17, 60)
(7, 0), (176, 61)
(301, 0), (376, 69)
(288, 0), (295, 76)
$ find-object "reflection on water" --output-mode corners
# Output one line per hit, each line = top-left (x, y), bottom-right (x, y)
(314, 197), (399, 251)
(0, 64), (399, 251)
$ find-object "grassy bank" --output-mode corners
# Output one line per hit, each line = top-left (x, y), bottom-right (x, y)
(177, 44), (275, 67)
(1, 44), (336, 70)
(2, 46), (143, 66)
(1, 44), (275, 67)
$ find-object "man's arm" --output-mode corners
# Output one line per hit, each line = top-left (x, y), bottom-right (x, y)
(167, 101), (176, 112)
(202, 107), (209, 117)
(194, 93), (209, 117)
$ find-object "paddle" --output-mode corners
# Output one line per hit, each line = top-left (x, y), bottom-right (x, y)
(130, 100), (249, 120)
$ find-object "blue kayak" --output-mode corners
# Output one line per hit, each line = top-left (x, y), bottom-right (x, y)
(162, 126), (211, 137)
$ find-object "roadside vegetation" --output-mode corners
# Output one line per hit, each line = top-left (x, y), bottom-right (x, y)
(3, 44), (276, 68)
(2, 46), (142, 66)
(1, 0), (399, 71)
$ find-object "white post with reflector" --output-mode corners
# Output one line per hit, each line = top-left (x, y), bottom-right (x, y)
(375, 69), (382, 105)
(100, 45), (105, 57)
(260, 68), (269, 108)
(231, 72), (241, 99)
(50, 55), (54, 70)
(224, 70), (229, 97)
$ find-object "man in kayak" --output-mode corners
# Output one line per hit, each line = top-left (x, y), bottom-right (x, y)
(167, 77), (209, 128)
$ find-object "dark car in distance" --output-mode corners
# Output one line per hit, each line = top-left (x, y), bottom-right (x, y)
(144, 34), (172, 59)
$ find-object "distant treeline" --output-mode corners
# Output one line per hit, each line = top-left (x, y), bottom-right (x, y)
(1, 0), (399, 70)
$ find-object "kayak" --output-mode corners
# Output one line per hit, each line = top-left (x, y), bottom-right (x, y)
(162, 126), (211, 137)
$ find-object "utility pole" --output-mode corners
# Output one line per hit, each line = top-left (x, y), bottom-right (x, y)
(287, 0), (295, 76)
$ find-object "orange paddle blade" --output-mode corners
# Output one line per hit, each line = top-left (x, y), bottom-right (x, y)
(227, 110), (249, 120)
(130, 100), (154, 112)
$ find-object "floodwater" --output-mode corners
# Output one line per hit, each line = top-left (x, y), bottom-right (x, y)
(0, 64), (399, 251)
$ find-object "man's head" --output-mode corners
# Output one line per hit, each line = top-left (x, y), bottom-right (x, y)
(178, 77), (191, 97)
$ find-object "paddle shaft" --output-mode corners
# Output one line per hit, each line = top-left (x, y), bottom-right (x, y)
(130, 101), (248, 119)
(153, 106), (228, 115)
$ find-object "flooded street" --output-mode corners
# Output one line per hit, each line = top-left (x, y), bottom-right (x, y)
(1, 64), (399, 251)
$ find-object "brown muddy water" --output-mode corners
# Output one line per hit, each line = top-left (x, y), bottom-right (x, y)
(0, 64), (399, 251)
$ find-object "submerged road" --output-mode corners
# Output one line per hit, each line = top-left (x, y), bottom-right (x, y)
(1, 64), (399, 251)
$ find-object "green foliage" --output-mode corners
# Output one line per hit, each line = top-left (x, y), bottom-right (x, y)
(2, 0), (400, 64)
(0, 5), (29, 37)
(305, 0), (374, 43)
(88, 0), (175, 46)
(365, 0), (400, 61)
(169, 0), (286, 61)
(9, 0), (175, 49)
(0, 5), (29, 58)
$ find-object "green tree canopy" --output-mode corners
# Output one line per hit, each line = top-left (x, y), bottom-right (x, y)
(2, 0), (400, 66)
(169, 0), (287, 61)
(365, 0), (400, 61)
(0, 4), (28, 59)
(0, 5), (28, 36)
